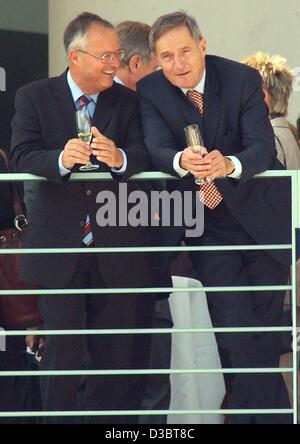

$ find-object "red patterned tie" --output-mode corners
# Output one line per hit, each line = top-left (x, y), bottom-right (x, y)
(77, 95), (94, 246)
(78, 95), (91, 111)
(186, 90), (223, 210)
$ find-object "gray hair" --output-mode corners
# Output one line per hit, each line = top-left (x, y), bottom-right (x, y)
(150, 11), (202, 52)
(242, 52), (294, 117)
(63, 12), (114, 54)
(116, 21), (152, 65)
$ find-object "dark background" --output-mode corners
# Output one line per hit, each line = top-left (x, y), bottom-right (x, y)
(0, 30), (48, 151)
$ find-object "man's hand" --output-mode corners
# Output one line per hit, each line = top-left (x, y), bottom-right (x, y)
(180, 148), (234, 180)
(179, 146), (208, 174)
(91, 127), (124, 169)
(26, 327), (46, 357)
(62, 139), (92, 169)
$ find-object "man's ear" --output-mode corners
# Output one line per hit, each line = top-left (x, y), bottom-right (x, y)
(69, 49), (79, 64)
(129, 55), (141, 73)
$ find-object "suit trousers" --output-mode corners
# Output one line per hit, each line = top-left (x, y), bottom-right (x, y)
(188, 202), (292, 424)
(139, 299), (172, 424)
(0, 334), (27, 424)
(39, 253), (155, 424)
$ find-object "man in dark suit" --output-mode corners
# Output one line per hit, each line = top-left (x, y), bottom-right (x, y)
(10, 12), (157, 424)
(137, 11), (292, 424)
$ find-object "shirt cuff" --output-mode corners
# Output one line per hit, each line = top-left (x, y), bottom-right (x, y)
(174, 151), (189, 177)
(226, 156), (242, 179)
(111, 149), (127, 174)
(58, 151), (71, 176)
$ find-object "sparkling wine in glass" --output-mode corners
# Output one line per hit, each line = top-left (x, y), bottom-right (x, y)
(76, 109), (99, 172)
(184, 124), (206, 185)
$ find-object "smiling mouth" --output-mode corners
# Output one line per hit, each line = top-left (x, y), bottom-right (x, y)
(103, 70), (115, 76)
(176, 71), (190, 77)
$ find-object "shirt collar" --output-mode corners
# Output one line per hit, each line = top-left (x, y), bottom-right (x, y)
(114, 76), (123, 86)
(182, 69), (206, 95)
(67, 70), (99, 104)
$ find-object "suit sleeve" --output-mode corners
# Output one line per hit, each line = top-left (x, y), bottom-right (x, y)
(236, 69), (277, 181)
(10, 87), (65, 183)
(137, 84), (181, 177)
(111, 98), (152, 182)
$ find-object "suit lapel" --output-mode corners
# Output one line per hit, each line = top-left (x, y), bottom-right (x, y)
(50, 71), (78, 139)
(177, 87), (205, 137)
(92, 83), (119, 132)
(203, 62), (222, 150)
(159, 75), (205, 145)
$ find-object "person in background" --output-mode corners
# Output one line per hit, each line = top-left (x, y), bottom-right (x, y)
(288, 122), (299, 148)
(242, 52), (300, 327)
(116, 20), (172, 424)
(116, 21), (158, 91)
(0, 150), (43, 423)
(242, 52), (300, 169)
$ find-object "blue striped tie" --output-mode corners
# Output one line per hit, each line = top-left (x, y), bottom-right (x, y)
(77, 95), (94, 247)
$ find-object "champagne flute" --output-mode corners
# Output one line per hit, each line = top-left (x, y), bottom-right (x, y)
(76, 109), (99, 172)
(184, 124), (206, 186)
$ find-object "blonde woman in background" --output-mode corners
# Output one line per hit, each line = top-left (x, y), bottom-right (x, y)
(242, 52), (300, 169)
(243, 51), (300, 304)
(242, 53), (300, 407)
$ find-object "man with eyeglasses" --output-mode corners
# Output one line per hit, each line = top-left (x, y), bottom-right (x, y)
(137, 11), (292, 424)
(10, 12), (158, 424)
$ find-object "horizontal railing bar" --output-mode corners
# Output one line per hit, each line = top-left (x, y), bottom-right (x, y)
(0, 245), (292, 255)
(0, 172), (173, 182)
(0, 409), (293, 418)
(0, 368), (293, 378)
(0, 170), (295, 183)
(0, 327), (292, 336)
(0, 286), (291, 297)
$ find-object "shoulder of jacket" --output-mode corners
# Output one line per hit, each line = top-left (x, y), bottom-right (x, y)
(16, 75), (61, 97)
(112, 81), (137, 101)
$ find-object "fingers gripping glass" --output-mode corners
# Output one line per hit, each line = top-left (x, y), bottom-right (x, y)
(184, 124), (208, 186)
(76, 109), (99, 172)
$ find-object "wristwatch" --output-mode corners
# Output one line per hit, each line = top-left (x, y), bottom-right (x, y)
(225, 157), (235, 176)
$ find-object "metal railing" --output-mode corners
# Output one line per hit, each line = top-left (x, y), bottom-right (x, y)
(0, 170), (299, 423)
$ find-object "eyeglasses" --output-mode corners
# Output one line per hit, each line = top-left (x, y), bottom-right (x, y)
(77, 49), (125, 64)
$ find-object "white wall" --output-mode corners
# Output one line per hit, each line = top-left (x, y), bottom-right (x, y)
(49, 0), (300, 123)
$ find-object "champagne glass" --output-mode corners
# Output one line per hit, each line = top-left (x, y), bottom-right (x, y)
(76, 109), (99, 172)
(184, 124), (206, 186)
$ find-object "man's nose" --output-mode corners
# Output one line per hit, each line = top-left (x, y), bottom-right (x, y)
(174, 54), (186, 70)
(110, 54), (121, 68)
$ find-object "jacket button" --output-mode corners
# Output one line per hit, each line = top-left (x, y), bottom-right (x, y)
(86, 190), (92, 196)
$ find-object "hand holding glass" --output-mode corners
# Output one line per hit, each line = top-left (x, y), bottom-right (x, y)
(76, 109), (99, 172)
(184, 124), (207, 186)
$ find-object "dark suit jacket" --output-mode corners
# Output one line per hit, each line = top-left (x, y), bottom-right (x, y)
(10, 71), (160, 289)
(137, 56), (291, 266)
